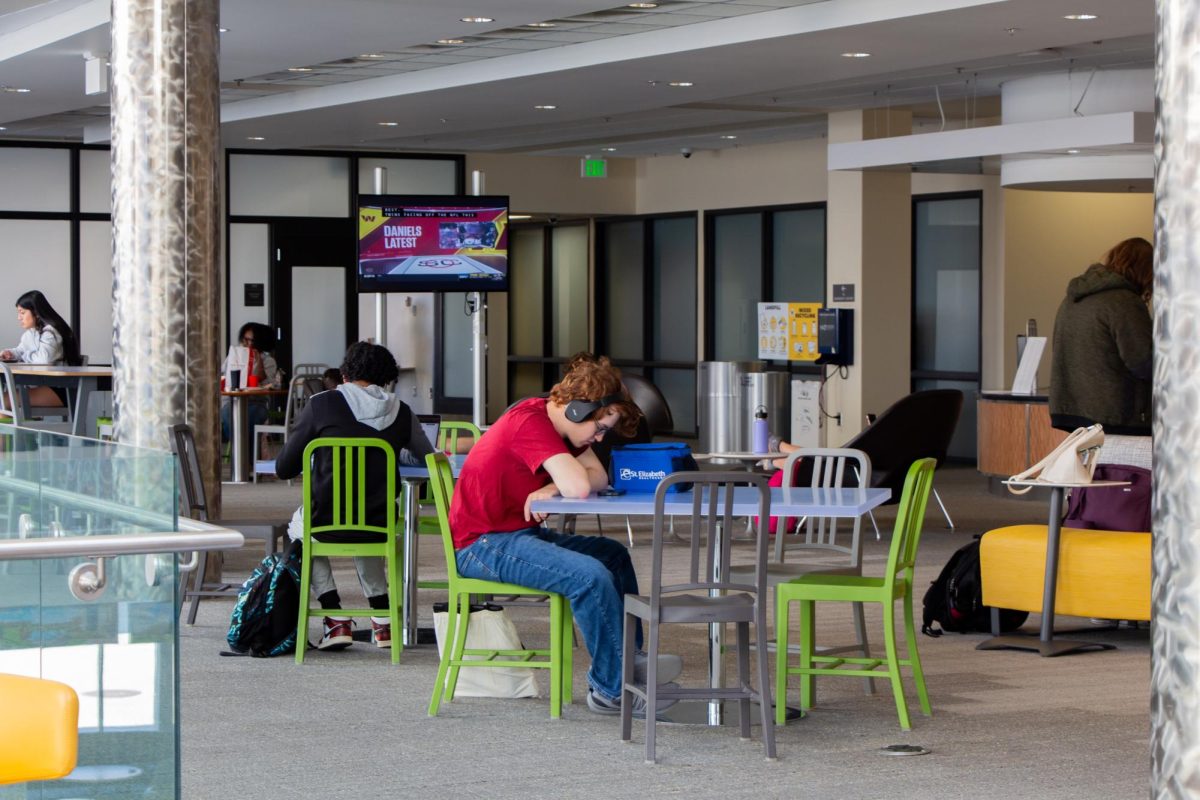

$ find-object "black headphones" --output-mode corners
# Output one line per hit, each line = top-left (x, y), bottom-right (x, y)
(564, 393), (623, 423)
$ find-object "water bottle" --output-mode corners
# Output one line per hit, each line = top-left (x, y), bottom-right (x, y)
(753, 405), (769, 454)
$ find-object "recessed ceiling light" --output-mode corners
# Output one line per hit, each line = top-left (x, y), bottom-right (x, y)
(359, 53), (386, 59)
(668, 81), (694, 87)
(524, 22), (556, 28)
(378, 122), (400, 127)
(0, 126), (6, 131)
(1067, 148), (1081, 154)
(534, 104), (558, 110)
(436, 38), (465, 45)
(287, 67), (313, 72)
(246, 136), (266, 141)
(1063, 13), (1098, 20)
(628, 2), (658, 8)
(601, 147), (617, 152)
(461, 16), (493, 23)
(841, 52), (871, 58)
(2, 86), (32, 93)
(509, 214), (533, 220)
(720, 135), (738, 140)
(218, 27), (229, 33)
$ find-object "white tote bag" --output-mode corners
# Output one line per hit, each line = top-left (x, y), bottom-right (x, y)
(432, 605), (538, 699)
(1007, 424), (1105, 494)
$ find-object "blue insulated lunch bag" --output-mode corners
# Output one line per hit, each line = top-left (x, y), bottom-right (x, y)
(610, 443), (699, 493)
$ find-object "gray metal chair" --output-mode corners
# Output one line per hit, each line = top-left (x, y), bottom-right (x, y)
(252, 373), (322, 483)
(170, 423), (288, 624)
(620, 470), (776, 763)
(729, 448), (876, 695)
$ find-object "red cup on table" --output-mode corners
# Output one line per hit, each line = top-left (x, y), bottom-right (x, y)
(247, 374), (259, 388)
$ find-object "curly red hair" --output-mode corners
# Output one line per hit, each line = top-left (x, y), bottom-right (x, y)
(549, 353), (641, 438)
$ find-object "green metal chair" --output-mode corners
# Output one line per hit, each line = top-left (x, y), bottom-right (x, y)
(296, 437), (402, 665)
(424, 452), (573, 718)
(775, 458), (937, 730)
(438, 420), (481, 454)
(415, 420), (483, 590)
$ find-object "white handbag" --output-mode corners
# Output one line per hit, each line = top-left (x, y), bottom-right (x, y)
(432, 605), (538, 699)
(1007, 424), (1105, 495)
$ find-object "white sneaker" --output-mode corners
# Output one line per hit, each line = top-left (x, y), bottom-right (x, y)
(633, 651), (683, 684)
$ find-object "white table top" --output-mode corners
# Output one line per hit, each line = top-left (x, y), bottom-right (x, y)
(531, 486), (889, 518)
(2, 363), (112, 377)
(398, 453), (467, 479)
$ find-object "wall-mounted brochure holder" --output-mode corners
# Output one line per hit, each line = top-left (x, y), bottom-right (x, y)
(1010, 336), (1046, 395)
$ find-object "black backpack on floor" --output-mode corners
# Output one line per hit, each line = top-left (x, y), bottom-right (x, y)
(225, 541), (302, 657)
(921, 537), (1028, 637)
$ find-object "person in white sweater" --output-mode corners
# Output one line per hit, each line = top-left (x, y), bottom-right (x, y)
(0, 290), (80, 409)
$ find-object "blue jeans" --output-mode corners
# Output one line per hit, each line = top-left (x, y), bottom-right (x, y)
(220, 400), (268, 443)
(456, 527), (639, 701)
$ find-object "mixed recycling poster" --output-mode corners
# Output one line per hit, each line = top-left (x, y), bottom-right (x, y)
(757, 302), (821, 361)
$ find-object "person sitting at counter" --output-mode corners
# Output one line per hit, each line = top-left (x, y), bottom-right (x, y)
(1049, 237), (1153, 435)
(219, 322), (283, 443)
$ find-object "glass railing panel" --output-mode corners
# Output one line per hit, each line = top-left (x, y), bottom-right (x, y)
(0, 423), (180, 800)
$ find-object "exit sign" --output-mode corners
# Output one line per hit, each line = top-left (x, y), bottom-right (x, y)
(581, 157), (608, 178)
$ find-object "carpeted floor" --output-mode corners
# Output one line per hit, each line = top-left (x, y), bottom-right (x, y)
(179, 465), (1149, 799)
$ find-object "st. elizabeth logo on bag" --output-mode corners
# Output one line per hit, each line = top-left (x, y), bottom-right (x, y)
(618, 466), (668, 482)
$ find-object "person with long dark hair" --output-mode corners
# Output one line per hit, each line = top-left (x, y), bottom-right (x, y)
(219, 321), (283, 442)
(1, 290), (81, 408)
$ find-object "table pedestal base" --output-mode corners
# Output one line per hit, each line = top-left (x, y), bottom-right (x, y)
(975, 634), (1115, 657)
(657, 700), (803, 726)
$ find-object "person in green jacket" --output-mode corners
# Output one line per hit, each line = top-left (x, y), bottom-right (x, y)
(1049, 237), (1153, 435)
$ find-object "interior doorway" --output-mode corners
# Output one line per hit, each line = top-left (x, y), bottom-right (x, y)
(269, 219), (357, 377)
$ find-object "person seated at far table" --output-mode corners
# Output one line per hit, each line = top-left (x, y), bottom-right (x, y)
(321, 367), (342, 392)
(276, 342), (434, 650)
(448, 352), (684, 718)
(219, 322), (283, 443)
(0, 291), (82, 412)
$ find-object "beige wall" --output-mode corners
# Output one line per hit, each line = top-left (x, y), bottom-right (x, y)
(465, 152), (636, 216)
(1003, 189), (1153, 389)
(635, 138), (828, 214)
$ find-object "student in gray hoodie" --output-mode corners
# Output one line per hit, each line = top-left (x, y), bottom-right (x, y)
(276, 341), (434, 651)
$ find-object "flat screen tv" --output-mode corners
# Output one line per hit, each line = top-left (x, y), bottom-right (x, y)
(357, 194), (510, 293)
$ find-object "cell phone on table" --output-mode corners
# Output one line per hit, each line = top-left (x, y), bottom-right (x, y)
(598, 488), (625, 497)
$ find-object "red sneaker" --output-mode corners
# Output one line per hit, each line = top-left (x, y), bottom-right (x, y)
(318, 617), (353, 650)
(371, 619), (392, 649)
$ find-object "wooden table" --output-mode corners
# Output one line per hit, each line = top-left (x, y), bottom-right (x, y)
(221, 388), (286, 484)
(0, 363), (112, 437)
(977, 479), (1129, 657)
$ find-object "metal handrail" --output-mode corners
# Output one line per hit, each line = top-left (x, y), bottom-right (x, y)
(0, 518), (244, 561)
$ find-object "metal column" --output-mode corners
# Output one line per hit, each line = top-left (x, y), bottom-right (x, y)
(1153, 1), (1200, 794)
(110, 0), (222, 505)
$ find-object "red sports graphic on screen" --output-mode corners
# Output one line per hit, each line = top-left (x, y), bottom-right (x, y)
(357, 196), (509, 292)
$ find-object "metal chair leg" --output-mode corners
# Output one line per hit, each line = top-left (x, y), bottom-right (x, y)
(867, 509), (881, 540)
(933, 488), (954, 529)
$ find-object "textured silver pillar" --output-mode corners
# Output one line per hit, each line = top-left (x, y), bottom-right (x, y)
(110, 0), (222, 511)
(1153, 1), (1200, 794)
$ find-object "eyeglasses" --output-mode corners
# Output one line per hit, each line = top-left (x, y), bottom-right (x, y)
(593, 420), (613, 439)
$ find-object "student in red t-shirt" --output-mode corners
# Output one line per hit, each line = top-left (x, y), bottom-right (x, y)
(449, 353), (684, 718)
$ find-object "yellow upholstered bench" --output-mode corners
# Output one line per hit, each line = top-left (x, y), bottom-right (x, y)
(0, 673), (79, 785)
(980, 524), (1151, 622)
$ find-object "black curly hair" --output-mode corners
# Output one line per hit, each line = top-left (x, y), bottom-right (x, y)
(339, 341), (399, 387)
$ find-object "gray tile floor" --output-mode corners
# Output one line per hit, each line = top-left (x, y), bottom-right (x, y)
(180, 466), (1149, 798)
